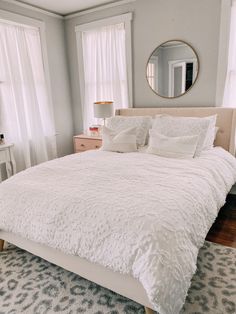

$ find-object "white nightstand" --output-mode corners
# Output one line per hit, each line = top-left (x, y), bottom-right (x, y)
(73, 134), (102, 153)
(0, 144), (16, 182)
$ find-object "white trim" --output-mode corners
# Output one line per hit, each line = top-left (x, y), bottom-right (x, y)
(215, 0), (231, 106)
(124, 14), (133, 107)
(1, 0), (63, 19)
(65, 0), (136, 20)
(75, 13), (133, 110)
(0, 9), (45, 29)
(0, 17), (38, 30)
(168, 58), (197, 68)
(147, 56), (158, 91)
(75, 31), (86, 130)
(168, 58), (197, 97)
(160, 43), (187, 49)
(75, 12), (132, 32)
(39, 21), (57, 140)
(169, 62), (186, 97)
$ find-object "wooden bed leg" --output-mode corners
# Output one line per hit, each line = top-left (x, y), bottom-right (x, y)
(144, 307), (155, 314)
(0, 240), (4, 252)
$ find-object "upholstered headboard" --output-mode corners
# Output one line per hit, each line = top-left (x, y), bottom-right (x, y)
(116, 108), (236, 155)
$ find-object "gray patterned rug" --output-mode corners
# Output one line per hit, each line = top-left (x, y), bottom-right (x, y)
(0, 241), (235, 314)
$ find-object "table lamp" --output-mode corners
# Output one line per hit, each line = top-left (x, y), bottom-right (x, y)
(93, 101), (114, 125)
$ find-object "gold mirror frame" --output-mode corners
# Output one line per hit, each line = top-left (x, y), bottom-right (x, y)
(146, 39), (200, 99)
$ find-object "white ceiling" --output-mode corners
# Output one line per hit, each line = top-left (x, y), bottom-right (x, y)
(15, 0), (118, 15)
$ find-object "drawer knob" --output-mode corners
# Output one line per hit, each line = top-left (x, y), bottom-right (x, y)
(95, 145), (100, 148)
(80, 144), (85, 147)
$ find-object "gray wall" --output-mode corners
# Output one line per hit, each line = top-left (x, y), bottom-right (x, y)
(0, 0), (227, 140)
(0, 2), (74, 157)
(65, 0), (223, 134)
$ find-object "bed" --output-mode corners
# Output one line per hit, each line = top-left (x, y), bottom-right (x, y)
(0, 107), (236, 314)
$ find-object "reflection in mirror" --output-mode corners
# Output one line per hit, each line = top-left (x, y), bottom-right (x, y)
(146, 40), (199, 98)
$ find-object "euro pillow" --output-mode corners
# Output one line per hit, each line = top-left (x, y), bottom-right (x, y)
(106, 116), (152, 147)
(101, 126), (137, 153)
(147, 130), (199, 159)
(152, 115), (211, 156)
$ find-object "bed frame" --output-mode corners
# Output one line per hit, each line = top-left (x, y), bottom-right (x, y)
(0, 107), (236, 314)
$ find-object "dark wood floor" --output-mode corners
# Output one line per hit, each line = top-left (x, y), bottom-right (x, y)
(206, 194), (236, 248)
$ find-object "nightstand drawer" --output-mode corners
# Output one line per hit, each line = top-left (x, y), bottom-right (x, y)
(74, 138), (102, 153)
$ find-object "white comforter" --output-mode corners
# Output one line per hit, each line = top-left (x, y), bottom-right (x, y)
(0, 148), (236, 314)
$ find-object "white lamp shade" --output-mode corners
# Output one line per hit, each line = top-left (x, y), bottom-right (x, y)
(93, 101), (114, 119)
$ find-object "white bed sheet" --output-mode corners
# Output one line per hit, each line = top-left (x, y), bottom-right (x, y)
(0, 148), (236, 314)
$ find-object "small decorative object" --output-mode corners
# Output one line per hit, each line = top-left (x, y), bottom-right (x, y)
(93, 101), (114, 126)
(0, 134), (5, 145)
(89, 125), (100, 137)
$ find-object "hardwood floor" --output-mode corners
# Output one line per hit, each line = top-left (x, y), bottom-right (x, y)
(206, 194), (236, 248)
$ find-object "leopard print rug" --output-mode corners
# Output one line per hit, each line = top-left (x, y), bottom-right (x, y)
(0, 241), (235, 314)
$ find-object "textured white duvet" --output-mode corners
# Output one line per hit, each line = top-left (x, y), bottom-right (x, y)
(0, 148), (236, 314)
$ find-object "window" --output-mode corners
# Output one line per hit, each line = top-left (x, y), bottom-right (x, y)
(147, 56), (158, 90)
(0, 13), (56, 171)
(75, 13), (133, 131)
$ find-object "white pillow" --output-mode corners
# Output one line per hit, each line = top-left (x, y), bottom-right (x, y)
(147, 130), (199, 159)
(152, 115), (211, 156)
(106, 116), (152, 147)
(101, 126), (137, 153)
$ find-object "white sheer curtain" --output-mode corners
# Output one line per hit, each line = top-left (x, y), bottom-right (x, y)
(223, 0), (236, 107)
(80, 23), (129, 131)
(0, 21), (57, 171)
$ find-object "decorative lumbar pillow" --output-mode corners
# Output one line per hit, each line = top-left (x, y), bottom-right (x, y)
(101, 126), (138, 153)
(152, 115), (211, 156)
(147, 130), (199, 159)
(106, 116), (152, 147)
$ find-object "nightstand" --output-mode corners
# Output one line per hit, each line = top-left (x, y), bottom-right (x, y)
(0, 143), (16, 182)
(73, 134), (102, 153)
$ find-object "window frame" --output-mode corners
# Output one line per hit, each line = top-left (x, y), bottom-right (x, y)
(75, 13), (133, 109)
(0, 9), (54, 120)
(147, 56), (158, 91)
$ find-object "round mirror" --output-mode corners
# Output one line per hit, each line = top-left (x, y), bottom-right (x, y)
(146, 40), (199, 98)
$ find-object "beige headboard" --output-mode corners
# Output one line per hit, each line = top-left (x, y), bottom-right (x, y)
(116, 107), (236, 155)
